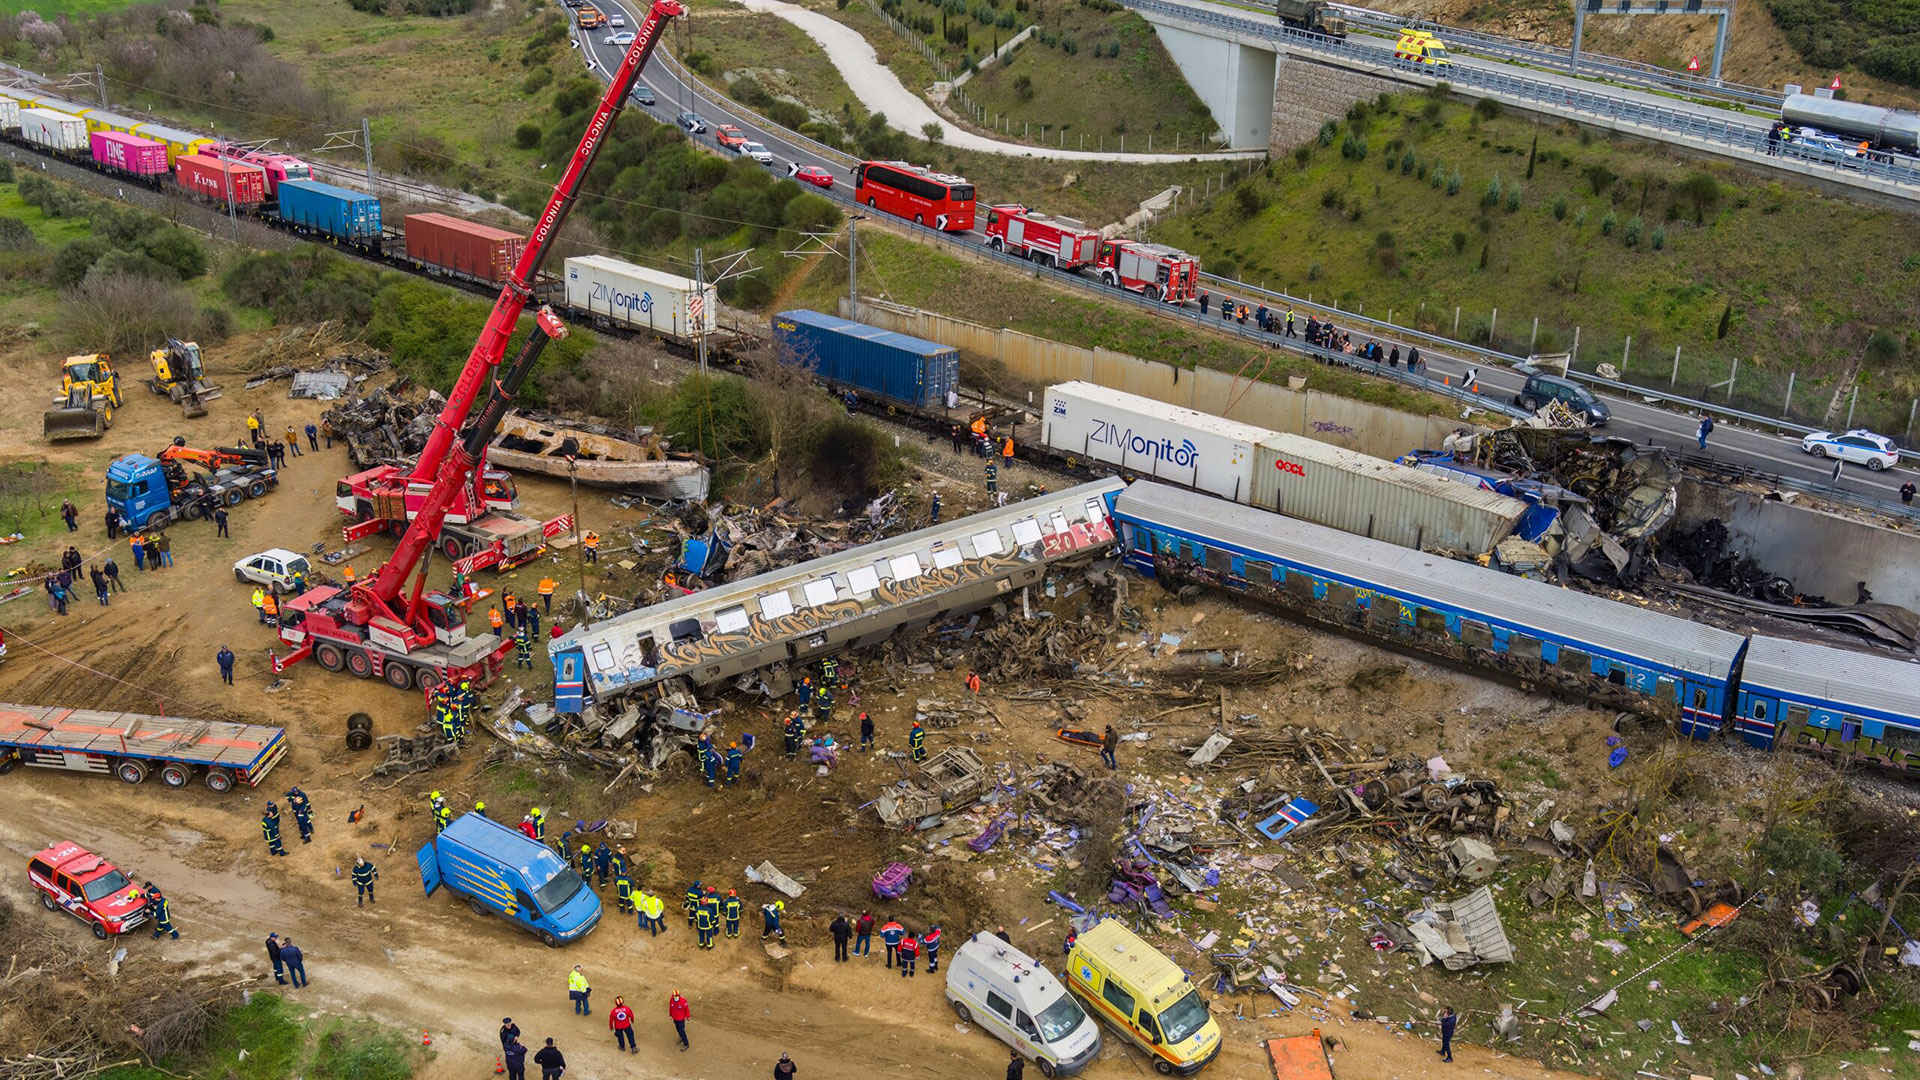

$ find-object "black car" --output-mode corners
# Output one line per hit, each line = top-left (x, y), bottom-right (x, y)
(1514, 372), (1610, 426)
(676, 111), (706, 134)
(631, 85), (656, 107)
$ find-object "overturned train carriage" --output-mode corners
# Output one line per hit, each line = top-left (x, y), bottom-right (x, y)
(549, 478), (1127, 749)
(1113, 481), (1749, 730)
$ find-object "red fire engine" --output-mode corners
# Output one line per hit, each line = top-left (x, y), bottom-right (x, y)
(1094, 239), (1201, 303)
(271, 0), (686, 695)
(983, 204), (1101, 270)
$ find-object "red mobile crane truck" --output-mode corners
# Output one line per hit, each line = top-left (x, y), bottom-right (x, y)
(269, 0), (686, 695)
(1094, 238), (1201, 303)
(983, 204), (1102, 270)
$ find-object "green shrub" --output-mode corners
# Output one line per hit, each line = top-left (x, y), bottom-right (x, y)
(1445, 169), (1461, 196)
(1650, 226), (1666, 250)
(1318, 120), (1337, 146)
(0, 216), (34, 251)
(1867, 327), (1903, 364)
(513, 122), (542, 149)
(521, 66), (552, 94)
(1340, 133), (1367, 160)
(1474, 97), (1501, 119)
(1451, 230), (1467, 254)
(1552, 196), (1568, 220)
(1623, 215), (1643, 246)
(1504, 185), (1521, 212)
(1601, 210), (1617, 236)
(1481, 173), (1502, 209)
(1400, 149), (1415, 175)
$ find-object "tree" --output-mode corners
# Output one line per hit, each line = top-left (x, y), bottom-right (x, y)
(62, 270), (199, 357)
(922, 122), (944, 143)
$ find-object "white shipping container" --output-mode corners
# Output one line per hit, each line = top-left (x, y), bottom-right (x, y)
(1043, 381), (1265, 501)
(0, 98), (19, 131)
(1252, 433), (1527, 554)
(19, 107), (87, 153)
(563, 255), (717, 341)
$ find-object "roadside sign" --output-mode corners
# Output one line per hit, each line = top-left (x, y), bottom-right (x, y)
(1686, 56), (1699, 72)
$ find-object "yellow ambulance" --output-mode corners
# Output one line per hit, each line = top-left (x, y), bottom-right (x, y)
(1065, 921), (1222, 1074)
(1394, 29), (1452, 66)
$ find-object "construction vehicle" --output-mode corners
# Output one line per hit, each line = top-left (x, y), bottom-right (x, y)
(144, 338), (221, 418)
(106, 440), (277, 529)
(43, 353), (120, 440)
(271, 0), (685, 697)
(0, 702), (289, 793)
(1274, 0), (1346, 37)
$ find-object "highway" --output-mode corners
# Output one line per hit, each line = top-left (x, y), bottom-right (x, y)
(577, 8), (1918, 515)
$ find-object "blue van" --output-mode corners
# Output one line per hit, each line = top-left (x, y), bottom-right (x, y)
(416, 813), (602, 947)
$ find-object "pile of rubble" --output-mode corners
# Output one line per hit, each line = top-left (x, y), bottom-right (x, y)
(323, 383), (438, 468)
(245, 353), (392, 401)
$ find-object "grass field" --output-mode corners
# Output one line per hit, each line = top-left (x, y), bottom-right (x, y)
(96, 993), (422, 1080)
(0, 0), (126, 13)
(1150, 91), (1920, 433)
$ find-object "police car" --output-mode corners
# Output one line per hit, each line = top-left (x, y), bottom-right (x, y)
(1801, 428), (1900, 471)
(29, 842), (148, 939)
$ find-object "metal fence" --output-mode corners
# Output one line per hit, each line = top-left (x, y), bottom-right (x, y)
(1120, 0), (1920, 194)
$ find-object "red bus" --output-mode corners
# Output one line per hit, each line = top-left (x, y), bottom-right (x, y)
(853, 161), (975, 232)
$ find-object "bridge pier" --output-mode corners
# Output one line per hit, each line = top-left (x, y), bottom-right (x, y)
(1150, 22), (1277, 149)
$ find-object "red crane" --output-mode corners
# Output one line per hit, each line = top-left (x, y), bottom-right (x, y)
(271, 1), (685, 693)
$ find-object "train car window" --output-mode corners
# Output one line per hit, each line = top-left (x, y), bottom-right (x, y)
(1750, 699), (1769, 722)
(890, 554), (925, 581)
(1326, 582), (1357, 609)
(1841, 716), (1862, 743)
(1655, 676), (1678, 703)
(1880, 724), (1920, 754)
(1691, 687), (1709, 711)
(1205, 545), (1232, 574)
(931, 545), (964, 570)
(1607, 663), (1629, 686)
(1461, 620), (1493, 650)
(590, 642), (616, 671)
(1509, 634), (1543, 661)
(847, 566), (882, 595)
(1246, 559), (1274, 581)
(1557, 646), (1592, 674)
(713, 605), (751, 634)
(1048, 511), (1071, 535)
(1010, 517), (1044, 547)
(759, 591), (796, 619)
(1368, 596), (1404, 626)
(1084, 499), (1107, 522)
(973, 529), (1006, 557)
(1414, 607), (1447, 633)
(1784, 703), (1810, 732)
(668, 618), (704, 643)
(803, 577), (839, 607)
(1285, 570), (1317, 599)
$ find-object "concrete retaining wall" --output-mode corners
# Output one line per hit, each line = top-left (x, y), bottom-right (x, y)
(843, 298), (1461, 458)
(1270, 54), (1401, 153)
(1674, 477), (1920, 610)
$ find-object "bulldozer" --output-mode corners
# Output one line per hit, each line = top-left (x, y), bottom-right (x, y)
(144, 338), (221, 419)
(43, 353), (120, 441)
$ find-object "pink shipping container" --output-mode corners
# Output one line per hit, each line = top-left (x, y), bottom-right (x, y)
(403, 212), (526, 285)
(173, 153), (267, 208)
(89, 130), (169, 178)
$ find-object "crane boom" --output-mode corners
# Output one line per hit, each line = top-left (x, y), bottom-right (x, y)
(362, 0), (683, 621)
(403, 0), (685, 494)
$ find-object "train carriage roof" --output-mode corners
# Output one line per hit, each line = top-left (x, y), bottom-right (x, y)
(1741, 635), (1920, 722)
(1115, 481), (1746, 678)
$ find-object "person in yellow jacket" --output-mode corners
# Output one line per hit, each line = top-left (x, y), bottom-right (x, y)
(567, 965), (591, 1015)
(251, 587), (266, 625)
(636, 890), (664, 935)
(537, 577), (557, 614)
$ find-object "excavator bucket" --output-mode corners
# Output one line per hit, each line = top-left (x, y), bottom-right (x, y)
(43, 387), (107, 440)
(179, 394), (208, 419)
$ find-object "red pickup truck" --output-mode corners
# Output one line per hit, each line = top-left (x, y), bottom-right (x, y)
(29, 842), (148, 939)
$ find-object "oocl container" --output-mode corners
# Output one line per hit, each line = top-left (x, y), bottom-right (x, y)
(1041, 381), (1264, 501)
(276, 179), (382, 244)
(771, 309), (958, 411)
(89, 130), (169, 178)
(173, 154), (268, 208)
(404, 212), (525, 285)
(1251, 432), (1526, 554)
(564, 255), (716, 341)
(18, 107), (88, 155)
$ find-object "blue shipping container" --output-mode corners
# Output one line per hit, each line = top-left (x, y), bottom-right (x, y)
(772, 309), (958, 411)
(277, 178), (382, 244)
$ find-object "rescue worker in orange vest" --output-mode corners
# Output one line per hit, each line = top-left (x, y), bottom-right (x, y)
(583, 531), (599, 564)
(538, 577), (557, 614)
(1001, 436), (1015, 469)
(342, 565), (355, 585)
(261, 591), (279, 628)
(969, 414), (988, 457)
(488, 607), (504, 636)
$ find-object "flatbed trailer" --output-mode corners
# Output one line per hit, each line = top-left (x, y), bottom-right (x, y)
(0, 703), (288, 793)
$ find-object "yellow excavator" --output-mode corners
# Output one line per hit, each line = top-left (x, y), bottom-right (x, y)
(145, 338), (221, 419)
(43, 353), (121, 441)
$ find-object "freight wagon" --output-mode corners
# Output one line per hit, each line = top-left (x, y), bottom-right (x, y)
(79, 108), (141, 137)
(89, 130), (170, 183)
(19, 107), (88, 156)
(129, 121), (213, 166)
(563, 255), (715, 340)
(277, 179), (383, 248)
(173, 153), (268, 208)
(773, 308), (959, 411)
(404, 212), (526, 286)
(0, 702), (289, 793)
(1249, 432), (1525, 553)
(0, 97), (20, 133)
(1042, 381), (1265, 501)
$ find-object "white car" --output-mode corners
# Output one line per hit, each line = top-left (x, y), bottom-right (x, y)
(609, 12), (626, 25)
(233, 548), (313, 594)
(603, 31), (635, 45)
(739, 140), (774, 164)
(1802, 428), (1900, 471)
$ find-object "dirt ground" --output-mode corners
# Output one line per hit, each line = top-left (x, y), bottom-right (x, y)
(0, 335), (1668, 1080)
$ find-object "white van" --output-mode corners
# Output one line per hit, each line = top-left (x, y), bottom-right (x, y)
(947, 932), (1103, 1076)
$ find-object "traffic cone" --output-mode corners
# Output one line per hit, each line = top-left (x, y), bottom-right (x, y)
(421, 1031), (432, 1047)
(494, 1055), (505, 1074)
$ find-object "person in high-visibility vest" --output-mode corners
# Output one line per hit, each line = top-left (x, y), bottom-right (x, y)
(583, 531), (599, 564)
(969, 414), (988, 456)
(537, 577), (557, 614)
(342, 565), (355, 585)
(488, 607), (504, 636)
(251, 587), (266, 624)
(1001, 436), (1014, 463)
(261, 592), (279, 628)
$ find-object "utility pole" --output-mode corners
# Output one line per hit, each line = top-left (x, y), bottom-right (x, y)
(847, 217), (859, 323)
(694, 247), (708, 376)
(361, 118), (375, 194)
(95, 64), (105, 108)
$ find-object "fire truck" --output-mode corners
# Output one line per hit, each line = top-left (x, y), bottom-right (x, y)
(271, 0), (687, 695)
(983, 204), (1102, 270)
(1094, 239), (1201, 303)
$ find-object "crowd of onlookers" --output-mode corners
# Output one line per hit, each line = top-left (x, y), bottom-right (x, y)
(1196, 291), (1425, 373)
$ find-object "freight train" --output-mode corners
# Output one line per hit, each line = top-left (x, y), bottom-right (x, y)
(0, 87), (728, 353)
